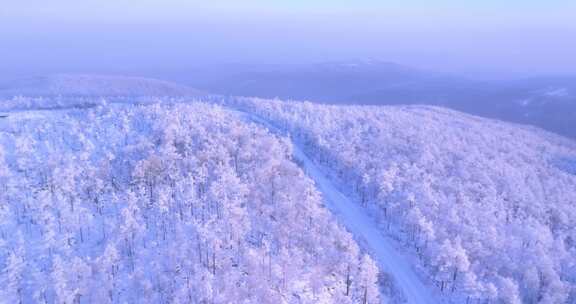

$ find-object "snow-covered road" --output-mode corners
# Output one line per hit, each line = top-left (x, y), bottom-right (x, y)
(235, 110), (439, 304)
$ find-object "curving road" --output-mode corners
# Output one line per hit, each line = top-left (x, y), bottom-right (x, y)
(234, 110), (439, 304)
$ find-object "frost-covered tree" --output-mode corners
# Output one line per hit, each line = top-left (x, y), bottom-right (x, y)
(228, 96), (576, 303)
(0, 101), (380, 303)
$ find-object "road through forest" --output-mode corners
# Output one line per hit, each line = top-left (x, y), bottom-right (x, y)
(234, 110), (439, 304)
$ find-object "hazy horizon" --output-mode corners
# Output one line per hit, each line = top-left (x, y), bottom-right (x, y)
(2, 0), (575, 80)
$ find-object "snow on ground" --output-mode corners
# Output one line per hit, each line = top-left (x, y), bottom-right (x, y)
(292, 137), (439, 304)
(225, 97), (576, 303)
(0, 74), (205, 97)
(3, 90), (575, 303)
(234, 110), (439, 304)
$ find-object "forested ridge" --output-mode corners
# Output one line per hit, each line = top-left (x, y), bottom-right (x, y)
(0, 102), (380, 303)
(227, 97), (576, 303)
(1, 95), (575, 303)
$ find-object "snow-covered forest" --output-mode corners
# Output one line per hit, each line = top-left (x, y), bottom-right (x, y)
(226, 97), (576, 303)
(0, 102), (380, 303)
(3, 0), (575, 302)
(0, 94), (575, 303)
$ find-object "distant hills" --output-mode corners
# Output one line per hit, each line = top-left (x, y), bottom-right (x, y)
(177, 61), (576, 139)
(1, 66), (574, 139)
(0, 74), (204, 97)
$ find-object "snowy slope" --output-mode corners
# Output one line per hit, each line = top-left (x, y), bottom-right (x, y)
(189, 62), (576, 139)
(0, 74), (205, 97)
(3, 91), (575, 303)
(226, 97), (576, 303)
(0, 102), (382, 304)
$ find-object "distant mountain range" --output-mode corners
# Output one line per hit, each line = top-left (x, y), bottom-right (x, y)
(175, 61), (576, 139)
(1, 65), (574, 139)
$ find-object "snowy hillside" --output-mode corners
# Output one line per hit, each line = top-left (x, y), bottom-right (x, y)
(228, 97), (576, 303)
(0, 74), (204, 98)
(181, 62), (576, 139)
(0, 102), (380, 303)
(2, 91), (575, 303)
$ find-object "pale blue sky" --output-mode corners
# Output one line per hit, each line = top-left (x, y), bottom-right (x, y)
(4, 0), (575, 26)
(1, 0), (575, 78)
